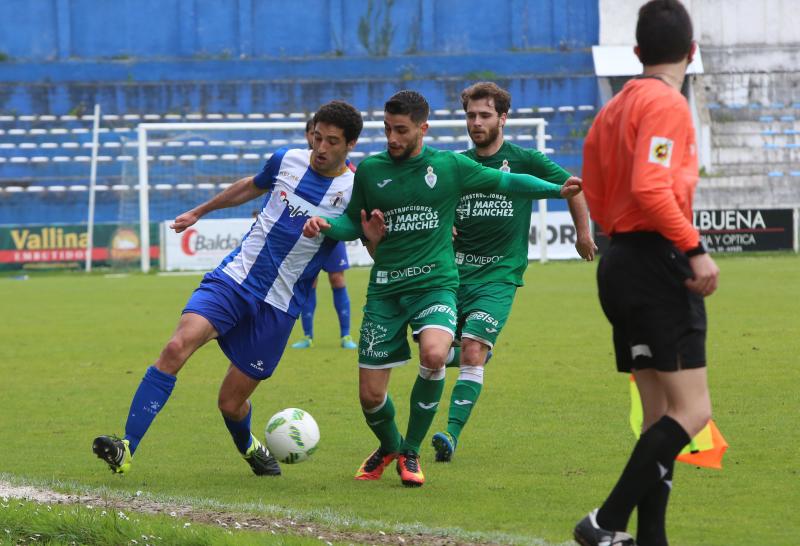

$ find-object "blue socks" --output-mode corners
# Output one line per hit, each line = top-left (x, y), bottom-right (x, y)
(122, 365), (253, 458)
(301, 287), (317, 338)
(124, 366), (176, 455)
(223, 402), (253, 454)
(332, 285), (351, 337)
(300, 284), (351, 338)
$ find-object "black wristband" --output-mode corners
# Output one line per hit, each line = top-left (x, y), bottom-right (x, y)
(685, 244), (706, 257)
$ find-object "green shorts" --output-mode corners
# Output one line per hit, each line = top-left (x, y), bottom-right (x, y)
(358, 289), (458, 368)
(456, 282), (518, 348)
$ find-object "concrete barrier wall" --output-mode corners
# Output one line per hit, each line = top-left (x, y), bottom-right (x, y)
(598, 0), (800, 211)
(600, 0), (800, 48)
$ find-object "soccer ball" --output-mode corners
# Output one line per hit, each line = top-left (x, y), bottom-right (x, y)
(264, 408), (320, 464)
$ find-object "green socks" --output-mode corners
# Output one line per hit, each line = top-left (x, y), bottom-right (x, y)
(363, 394), (402, 452)
(447, 379), (483, 441)
(403, 369), (445, 453)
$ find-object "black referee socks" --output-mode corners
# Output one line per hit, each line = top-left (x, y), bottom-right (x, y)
(596, 415), (690, 532)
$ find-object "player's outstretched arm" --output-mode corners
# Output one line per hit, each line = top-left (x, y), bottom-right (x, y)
(303, 213), (362, 241)
(170, 176), (265, 233)
(494, 172), (580, 200)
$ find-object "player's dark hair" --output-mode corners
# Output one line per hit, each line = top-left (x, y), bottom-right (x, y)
(312, 101), (363, 143)
(460, 82), (511, 115)
(636, 0), (693, 66)
(305, 118), (314, 132)
(384, 90), (429, 124)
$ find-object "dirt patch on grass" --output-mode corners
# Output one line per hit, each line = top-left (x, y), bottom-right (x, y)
(0, 480), (499, 545)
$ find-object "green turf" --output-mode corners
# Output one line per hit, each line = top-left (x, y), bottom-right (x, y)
(1, 254), (798, 545)
(0, 496), (328, 545)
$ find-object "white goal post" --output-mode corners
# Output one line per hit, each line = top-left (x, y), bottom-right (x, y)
(135, 119), (549, 273)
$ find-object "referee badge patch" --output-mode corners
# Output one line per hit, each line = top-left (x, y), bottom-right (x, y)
(648, 136), (673, 167)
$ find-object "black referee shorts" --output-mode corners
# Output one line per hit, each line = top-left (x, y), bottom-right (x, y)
(597, 232), (707, 373)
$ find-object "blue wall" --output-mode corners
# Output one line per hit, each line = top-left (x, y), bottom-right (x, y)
(0, 0), (598, 115)
(0, 0), (596, 60)
(0, 0), (598, 227)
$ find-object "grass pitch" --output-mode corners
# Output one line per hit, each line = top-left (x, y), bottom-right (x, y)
(1, 254), (798, 545)
(0, 496), (326, 546)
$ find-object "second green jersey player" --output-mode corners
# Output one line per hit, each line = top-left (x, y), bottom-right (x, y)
(303, 90), (582, 488)
(431, 82), (596, 463)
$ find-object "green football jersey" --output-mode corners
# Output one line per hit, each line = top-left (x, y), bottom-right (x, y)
(323, 145), (563, 297)
(456, 141), (571, 285)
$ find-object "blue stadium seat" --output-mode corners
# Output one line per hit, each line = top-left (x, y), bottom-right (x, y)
(0, 102), (595, 225)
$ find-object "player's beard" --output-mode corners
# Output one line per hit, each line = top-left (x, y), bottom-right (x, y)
(470, 121), (502, 150)
(388, 132), (421, 161)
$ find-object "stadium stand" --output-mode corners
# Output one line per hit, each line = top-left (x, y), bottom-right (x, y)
(0, 1), (600, 232)
(0, 104), (596, 225)
(694, 67), (800, 209)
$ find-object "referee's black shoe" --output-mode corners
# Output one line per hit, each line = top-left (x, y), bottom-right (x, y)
(573, 509), (636, 546)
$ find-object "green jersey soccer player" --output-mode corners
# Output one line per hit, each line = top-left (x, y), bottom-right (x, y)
(431, 82), (597, 463)
(304, 90), (582, 487)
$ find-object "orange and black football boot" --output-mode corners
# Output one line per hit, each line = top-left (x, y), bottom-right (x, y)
(355, 446), (397, 480)
(396, 450), (425, 487)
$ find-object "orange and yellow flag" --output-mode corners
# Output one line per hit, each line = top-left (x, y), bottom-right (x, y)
(629, 375), (728, 469)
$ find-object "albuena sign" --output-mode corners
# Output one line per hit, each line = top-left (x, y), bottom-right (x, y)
(693, 209), (794, 253)
(593, 208), (796, 254)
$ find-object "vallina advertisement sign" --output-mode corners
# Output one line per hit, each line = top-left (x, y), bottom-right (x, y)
(0, 223), (159, 270)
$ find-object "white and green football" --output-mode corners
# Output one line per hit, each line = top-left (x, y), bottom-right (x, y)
(264, 408), (320, 464)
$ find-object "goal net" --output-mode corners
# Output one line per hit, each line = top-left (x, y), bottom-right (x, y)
(126, 119), (550, 272)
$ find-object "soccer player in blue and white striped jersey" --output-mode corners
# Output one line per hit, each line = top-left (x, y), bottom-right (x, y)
(93, 101), (374, 477)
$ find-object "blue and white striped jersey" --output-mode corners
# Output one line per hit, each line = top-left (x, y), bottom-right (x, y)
(214, 148), (354, 317)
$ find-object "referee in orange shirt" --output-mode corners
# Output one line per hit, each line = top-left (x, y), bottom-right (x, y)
(573, 2), (719, 546)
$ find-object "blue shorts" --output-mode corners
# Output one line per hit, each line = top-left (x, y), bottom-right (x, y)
(183, 270), (295, 380)
(322, 241), (349, 273)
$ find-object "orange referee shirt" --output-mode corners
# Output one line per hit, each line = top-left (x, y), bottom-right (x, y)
(582, 77), (700, 252)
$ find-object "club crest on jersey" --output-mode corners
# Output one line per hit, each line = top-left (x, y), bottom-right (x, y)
(648, 136), (673, 167)
(424, 166), (437, 188)
(330, 191), (345, 208)
(499, 159), (511, 173)
(279, 190), (311, 218)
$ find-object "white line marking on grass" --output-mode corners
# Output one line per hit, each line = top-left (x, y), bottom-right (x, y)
(0, 477), (565, 545)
